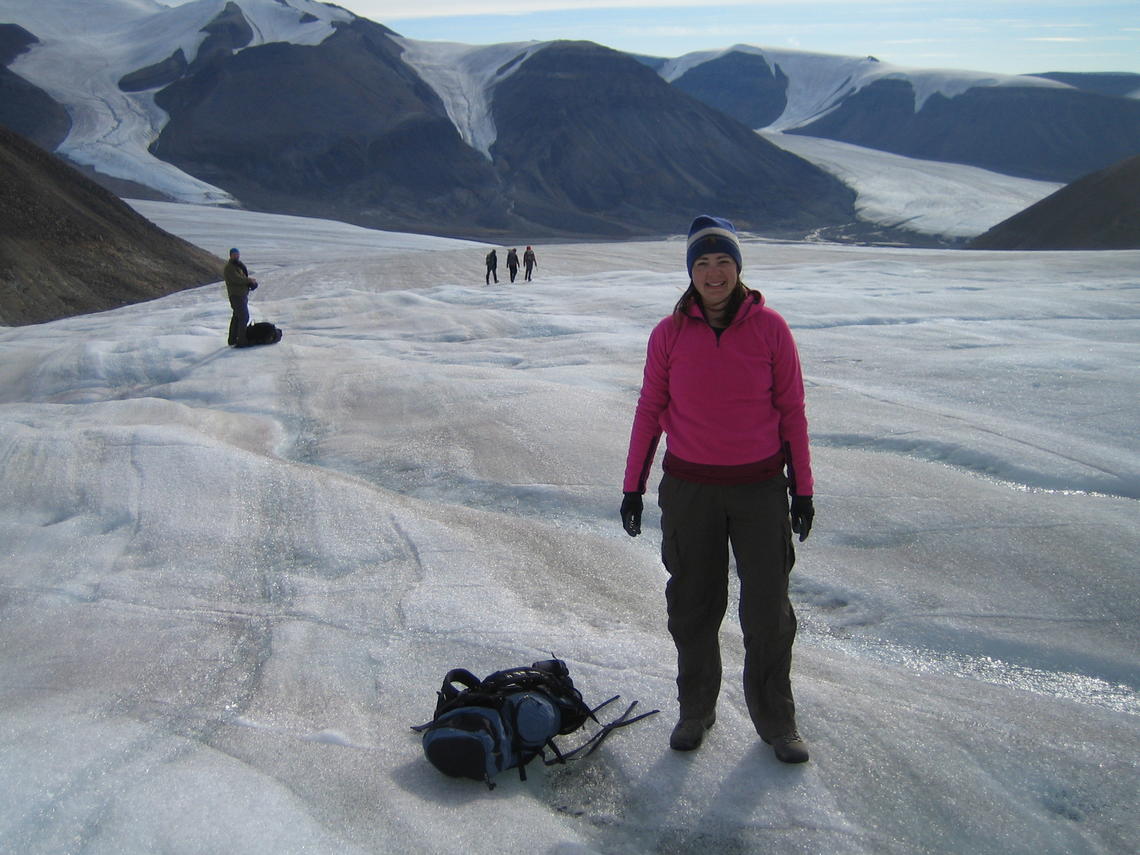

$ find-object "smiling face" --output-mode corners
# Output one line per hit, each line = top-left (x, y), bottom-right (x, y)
(691, 252), (740, 320)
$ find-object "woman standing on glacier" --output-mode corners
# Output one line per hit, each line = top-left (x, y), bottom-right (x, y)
(620, 215), (815, 763)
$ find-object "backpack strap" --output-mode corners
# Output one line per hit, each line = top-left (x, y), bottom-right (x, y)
(440, 668), (481, 699)
(552, 700), (660, 763)
(411, 668), (484, 731)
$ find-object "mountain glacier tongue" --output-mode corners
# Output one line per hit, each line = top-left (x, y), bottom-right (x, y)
(3, 0), (354, 203)
(393, 37), (548, 160)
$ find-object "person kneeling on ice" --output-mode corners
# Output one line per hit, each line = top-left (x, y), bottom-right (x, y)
(223, 247), (258, 347)
(619, 215), (815, 763)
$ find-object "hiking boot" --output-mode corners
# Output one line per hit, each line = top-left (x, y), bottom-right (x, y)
(763, 730), (809, 763)
(669, 714), (715, 751)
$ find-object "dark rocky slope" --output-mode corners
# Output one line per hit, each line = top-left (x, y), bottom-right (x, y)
(968, 155), (1140, 250)
(668, 50), (790, 137)
(490, 42), (856, 237)
(0, 127), (224, 326)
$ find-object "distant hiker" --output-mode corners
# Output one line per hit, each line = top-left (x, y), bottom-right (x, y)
(620, 215), (815, 764)
(223, 247), (258, 348)
(485, 249), (498, 284)
(523, 246), (536, 281)
(506, 248), (520, 282)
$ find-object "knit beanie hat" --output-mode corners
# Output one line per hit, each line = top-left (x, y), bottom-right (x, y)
(686, 215), (742, 277)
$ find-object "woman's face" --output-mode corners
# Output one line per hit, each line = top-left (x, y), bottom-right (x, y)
(691, 252), (740, 312)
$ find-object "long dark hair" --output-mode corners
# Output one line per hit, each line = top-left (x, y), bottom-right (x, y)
(673, 279), (756, 325)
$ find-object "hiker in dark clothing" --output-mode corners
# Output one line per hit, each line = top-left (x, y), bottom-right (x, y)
(506, 248), (520, 282)
(223, 247), (258, 347)
(485, 249), (498, 284)
(620, 215), (815, 764)
(523, 246), (537, 281)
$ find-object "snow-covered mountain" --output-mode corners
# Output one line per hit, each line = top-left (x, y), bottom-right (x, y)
(0, 0), (352, 204)
(655, 44), (1140, 183)
(0, 0), (854, 238)
(1, 0), (1136, 240)
(656, 44), (1067, 132)
(1, 199), (1137, 854)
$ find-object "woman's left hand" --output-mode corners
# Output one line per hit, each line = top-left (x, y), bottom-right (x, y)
(790, 495), (814, 542)
(620, 492), (643, 537)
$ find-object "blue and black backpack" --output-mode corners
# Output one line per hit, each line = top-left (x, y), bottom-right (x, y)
(413, 658), (657, 789)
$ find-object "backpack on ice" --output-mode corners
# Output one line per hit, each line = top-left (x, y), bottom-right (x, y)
(241, 321), (282, 346)
(413, 658), (657, 789)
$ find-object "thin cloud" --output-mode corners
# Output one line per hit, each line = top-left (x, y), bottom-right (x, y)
(1022, 23), (1095, 31)
(633, 24), (746, 39)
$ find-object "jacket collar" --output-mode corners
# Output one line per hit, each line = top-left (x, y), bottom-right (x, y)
(683, 288), (764, 326)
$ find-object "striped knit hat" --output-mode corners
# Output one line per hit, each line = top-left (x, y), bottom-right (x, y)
(686, 215), (742, 277)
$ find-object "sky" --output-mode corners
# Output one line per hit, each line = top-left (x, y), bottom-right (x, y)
(327, 0), (1140, 74)
(1, 183), (1137, 851)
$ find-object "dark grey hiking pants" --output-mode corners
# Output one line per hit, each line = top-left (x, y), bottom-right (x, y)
(227, 290), (249, 346)
(658, 473), (797, 740)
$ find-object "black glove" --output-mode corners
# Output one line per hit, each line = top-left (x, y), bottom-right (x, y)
(248, 281), (258, 291)
(620, 492), (643, 537)
(790, 495), (814, 542)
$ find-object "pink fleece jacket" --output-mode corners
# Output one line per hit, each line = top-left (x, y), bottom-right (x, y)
(623, 291), (814, 496)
